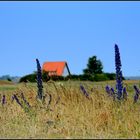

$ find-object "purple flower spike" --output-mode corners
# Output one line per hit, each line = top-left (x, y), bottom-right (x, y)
(133, 85), (140, 103)
(115, 44), (123, 100)
(123, 87), (128, 100)
(80, 84), (90, 99)
(110, 87), (116, 100)
(36, 59), (44, 100)
(2, 95), (6, 106)
(12, 94), (23, 107)
(105, 85), (110, 96)
(134, 85), (140, 94)
(21, 93), (31, 108)
(134, 94), (139, 103)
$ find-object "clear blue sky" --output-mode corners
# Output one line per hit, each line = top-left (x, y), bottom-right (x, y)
(0, 1), (140, 77)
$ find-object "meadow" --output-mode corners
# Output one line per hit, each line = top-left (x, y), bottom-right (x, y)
(0, 80), (140, 139)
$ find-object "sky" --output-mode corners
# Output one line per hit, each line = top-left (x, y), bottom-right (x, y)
(0, 1), (140, 77)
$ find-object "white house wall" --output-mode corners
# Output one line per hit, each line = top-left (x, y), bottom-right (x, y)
(62, 66), (69, 76)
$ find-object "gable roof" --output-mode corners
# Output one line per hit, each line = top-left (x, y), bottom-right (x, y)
(42, 61), (70, 76)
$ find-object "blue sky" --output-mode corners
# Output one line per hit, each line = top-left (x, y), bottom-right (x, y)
(0, 1), (140, 77)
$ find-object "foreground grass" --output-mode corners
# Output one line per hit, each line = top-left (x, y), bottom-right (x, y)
(0, 80), (140, 138)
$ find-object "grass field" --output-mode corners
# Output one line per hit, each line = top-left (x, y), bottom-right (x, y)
(0, 80), (140, 138)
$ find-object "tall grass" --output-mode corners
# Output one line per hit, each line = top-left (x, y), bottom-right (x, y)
(0, 80), (140, 138)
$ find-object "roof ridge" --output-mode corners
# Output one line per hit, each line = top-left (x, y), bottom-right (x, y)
(43, 61), (66, 63)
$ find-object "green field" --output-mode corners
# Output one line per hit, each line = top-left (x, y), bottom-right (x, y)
(0, 80), (140, 139)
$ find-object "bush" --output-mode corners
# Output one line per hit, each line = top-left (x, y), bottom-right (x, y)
(50, 75), (65, 81)
(19, 71), (50, 83)
(66, 75), (80, 80)
(42, 71), (50, 82)
(104, 73), (125, 80)
(79, 74), (94, 81)
(19, 73), (36, 83)
(19, 72), (122, 83)
(104, 73), (116, 80)
(93, 74), (109, 81)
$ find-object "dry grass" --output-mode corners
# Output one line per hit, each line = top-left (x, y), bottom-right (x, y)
(0, 80), (14, 85)
(0, 80), (140, 138)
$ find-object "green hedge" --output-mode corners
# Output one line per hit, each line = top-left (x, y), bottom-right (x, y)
(19, 71), (50, 82)
(19, 72), (125, 83)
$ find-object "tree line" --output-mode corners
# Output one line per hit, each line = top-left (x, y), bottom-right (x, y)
(19, 55), (125, 83)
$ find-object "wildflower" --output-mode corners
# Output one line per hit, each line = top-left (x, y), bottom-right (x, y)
(133, 85), (140, 103)
(12, 94), (23, 107)
(21, 93), (30, 108)
(2, 95), (6, 106)
(110, 87), (116, 100)
(105, 85), (111, 96)
(134, 94), (139, 103)
(122, 87), (128, 100)
(80, 84), (90, 99)
(115, 44), (123, 100)
(134, 85), (140, 94)
(36, 58), (44, 100)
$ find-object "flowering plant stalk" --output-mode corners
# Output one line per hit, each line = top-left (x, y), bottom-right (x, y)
(105, 85), (111, 96)
(110, 87), (116, 100)
(2, 95), (6, 106)
(122, 87), (128, 100)
(36, 59), (44, 101)
(12, 94), (23, 107)
(133, 85), (140, 103)
(80, 84), (90, 99)
(21, 93), (31, 108)
(115, 44), (123, 100)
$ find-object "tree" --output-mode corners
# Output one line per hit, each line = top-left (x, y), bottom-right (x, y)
(83, 56), (103, 75)
(7, 78), (12, 81)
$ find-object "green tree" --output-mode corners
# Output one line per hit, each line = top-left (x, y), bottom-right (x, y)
(83, 56), (103, 75)
(7, 77), (12, 81)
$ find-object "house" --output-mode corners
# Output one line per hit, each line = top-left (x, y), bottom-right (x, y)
(42, 61), (71, 77)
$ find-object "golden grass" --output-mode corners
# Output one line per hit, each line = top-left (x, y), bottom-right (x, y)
(0, 80), (140, 138)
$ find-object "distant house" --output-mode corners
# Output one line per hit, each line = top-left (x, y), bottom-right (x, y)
(42, 61), (71, 77)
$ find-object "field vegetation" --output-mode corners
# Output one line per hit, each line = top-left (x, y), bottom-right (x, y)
(0, 80), (140, 138)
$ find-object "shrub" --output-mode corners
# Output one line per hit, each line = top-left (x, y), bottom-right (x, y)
(104, 73), (116, 80)
(19, 73), (36, 83)
(19, 72), (118, 83)
(93, 74), (109, 81)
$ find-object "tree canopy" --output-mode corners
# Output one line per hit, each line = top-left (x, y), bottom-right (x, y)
(83, 56), (103, 75)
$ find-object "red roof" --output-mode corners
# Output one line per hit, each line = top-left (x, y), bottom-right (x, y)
(42, 61), (68, 76)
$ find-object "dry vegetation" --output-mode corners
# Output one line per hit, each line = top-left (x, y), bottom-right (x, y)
(0, 80), (140, 138)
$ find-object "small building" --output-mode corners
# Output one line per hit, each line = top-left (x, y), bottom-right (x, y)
(42, 61), (71, 77)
